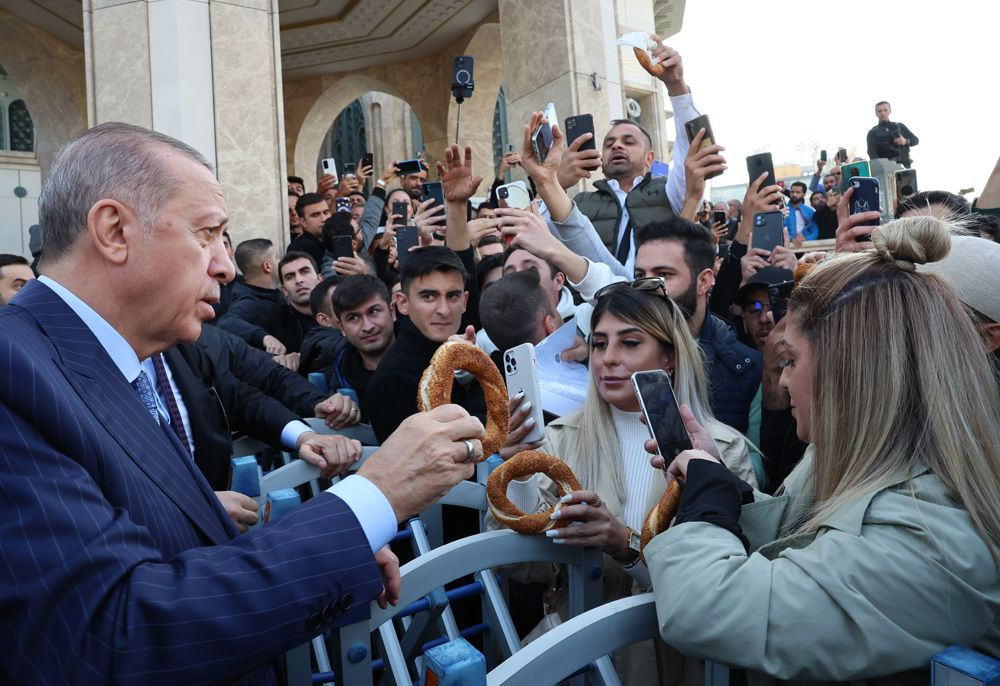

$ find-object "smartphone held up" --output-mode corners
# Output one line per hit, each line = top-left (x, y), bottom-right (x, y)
(632, 369), (692, 467)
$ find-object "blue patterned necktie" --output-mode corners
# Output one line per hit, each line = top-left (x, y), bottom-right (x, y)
(132, 370), (160, 424)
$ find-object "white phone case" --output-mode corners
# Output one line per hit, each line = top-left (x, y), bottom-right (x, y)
(503, 343), (546, 444)
(321, 158), (339, 184)
(497, 180), (531, 210)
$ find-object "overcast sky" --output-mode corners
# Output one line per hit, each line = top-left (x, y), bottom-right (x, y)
(666, 0), (997, 197)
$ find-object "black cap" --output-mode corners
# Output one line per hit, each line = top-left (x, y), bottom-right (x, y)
(736, 266), (793, 306)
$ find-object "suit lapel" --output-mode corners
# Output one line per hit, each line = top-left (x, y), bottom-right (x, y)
(20, 281), (233, 545)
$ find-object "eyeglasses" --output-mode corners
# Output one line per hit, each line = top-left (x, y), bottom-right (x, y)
(742, 299), (771, 315)
(594, 277), (669, 300)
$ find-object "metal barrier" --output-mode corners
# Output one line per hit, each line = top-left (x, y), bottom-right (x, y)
(332, 529), (605, 686)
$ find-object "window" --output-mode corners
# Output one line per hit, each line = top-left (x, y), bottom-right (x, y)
(8, 100), (33, 153)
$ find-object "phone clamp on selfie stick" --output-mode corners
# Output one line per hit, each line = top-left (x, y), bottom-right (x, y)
(451, 56), (475, 144)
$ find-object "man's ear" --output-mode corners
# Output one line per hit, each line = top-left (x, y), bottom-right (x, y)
(316, 312), (332, 328)
(553, 270), (566, 292)
(87, 199), (134, 265)
(542, 314), (558, 337)
(696, 267), (715, 298)
(461, 290), (469, 313)
(644, 150), (655, 170)
(982, 322), (1000, 353)
(394, 288), (410, 316)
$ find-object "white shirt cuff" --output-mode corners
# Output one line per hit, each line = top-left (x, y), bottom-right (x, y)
(281, 420), (313, 450)
(669, 91), (699, 123)
(326, 474), (398, 552)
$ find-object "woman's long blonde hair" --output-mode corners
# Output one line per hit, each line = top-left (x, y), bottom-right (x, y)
(787, 216), (1000, 558)
(562, 287), (718, 506)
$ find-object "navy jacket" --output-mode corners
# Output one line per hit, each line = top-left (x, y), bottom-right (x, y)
(0, 281), (381, 685)
(699, 313), (761, 434)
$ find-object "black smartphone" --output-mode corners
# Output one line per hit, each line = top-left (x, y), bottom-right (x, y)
(361, 152), (373, 170)
(632, 369), (692, 465)
(768, 280), (794, 325)
(396, 226), (419, 264)
(331, 235), (354, 260)
(895, 169), (918, 197)
(837, 147), (848, 164)
(421, 181), (445, 208)
(343, 162), (357, 177)
(746, 152), (776, 193)
(849, 177), (881, 241)
(564, 113), (596, 152)
(391, 200), (409, 224)
(713, 210), (727, 226)
(684, 114), (721, 180)
(820, 149), (827, 162)
(752, 211), (784, 253)
(396, 159), (423, 175)
(335, 197), (351, 213)
(532, 102), (557, 163)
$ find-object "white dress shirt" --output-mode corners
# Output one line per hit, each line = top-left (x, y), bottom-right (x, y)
(38, 276), (397, 552)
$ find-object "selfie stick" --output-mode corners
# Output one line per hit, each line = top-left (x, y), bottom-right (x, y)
(455, 99), (463, 144)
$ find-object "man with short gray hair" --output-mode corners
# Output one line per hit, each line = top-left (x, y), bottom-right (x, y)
(0, 122), (486, 683)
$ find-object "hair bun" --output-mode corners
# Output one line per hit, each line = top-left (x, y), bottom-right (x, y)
(871, 215), (953, 268)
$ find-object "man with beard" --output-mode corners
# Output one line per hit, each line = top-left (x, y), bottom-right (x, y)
(400, 161), (429, 212)
(325, 274), (396, 421)
(500, 211), (761, 434)
(734, 267), (792, 352)
(782, 181), (818, 244)
(811, 189), (838, 240)
(555, 40), (699, 271)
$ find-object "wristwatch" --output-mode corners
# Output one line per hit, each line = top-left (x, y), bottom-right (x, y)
(376, 178), (386, 187)
(622, 528), (642, 569)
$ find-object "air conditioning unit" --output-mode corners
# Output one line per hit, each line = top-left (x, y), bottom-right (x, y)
(625, 97), (641, 119)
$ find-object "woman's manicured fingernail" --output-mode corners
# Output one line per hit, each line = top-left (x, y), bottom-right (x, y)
(515, 390), (524, 399)
(545, 529), (560, 537)
(560, 494), (573, 503)
(524, 417), (536, 428)
(522, 401), (532, 412)
(552, 538), (566, 544)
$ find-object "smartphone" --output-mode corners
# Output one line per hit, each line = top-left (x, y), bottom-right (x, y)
(849, 177), (881, 240)
(421, 181), (445, 209)
(820, 149), (827, 162)
(321, 158), (339, 183)
(496, 180), (531, 210)
(837, 147), (848, 164)
(343, 162), (357, 178)
(391, 200), (410, 224)
(396, 226), (419, 264)
(335, 197), (351, 213)
(503, 343), (545, 444)
(768, 280), (794, 325)
(713, 210), (727, 226)
(532, 102), (557, 163)
(361, 152), (373, 170)
(746, 152), (776, 193)
(684, 114), (721, 180)
(331, 235), (354, 261)
(632, 369), (692, 464)
(752, 211), (784, 253)
(564, 113), (596, 152)
(895, 169), (918, 197)
(396, 159), (424, 175)
(840, 161), (871, 193)
(506, 143), (515, 154)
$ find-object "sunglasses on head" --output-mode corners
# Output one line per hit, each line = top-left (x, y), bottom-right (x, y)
(594, 277), (669, 301)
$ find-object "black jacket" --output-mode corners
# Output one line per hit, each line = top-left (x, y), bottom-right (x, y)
(299, 326), (345, 376)
(196, 326), (327, 418)
(365, 317), (487, 443)
(165, 342), (300, 491)
(217, 281), (283, 348)
(327, 341), (378, 422)
(699, 314), (761, 435)
(287, 231), (326, 268)
(866, 120), (918, 165)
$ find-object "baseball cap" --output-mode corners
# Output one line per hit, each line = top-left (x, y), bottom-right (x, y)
(736, 266), (794, 306)
(916, 234), (1000, 323)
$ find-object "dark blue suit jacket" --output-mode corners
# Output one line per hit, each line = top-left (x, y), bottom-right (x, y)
(0, 280), (382, 685)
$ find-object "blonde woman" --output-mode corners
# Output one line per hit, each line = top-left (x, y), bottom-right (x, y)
(647, 216), (1000, 682)
(495, 281), (755, 682)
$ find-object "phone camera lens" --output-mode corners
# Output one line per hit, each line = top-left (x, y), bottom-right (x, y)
(498, 188), (508, 199)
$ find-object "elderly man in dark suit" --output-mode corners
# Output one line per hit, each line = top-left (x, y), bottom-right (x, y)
(0, 122), (485, 685)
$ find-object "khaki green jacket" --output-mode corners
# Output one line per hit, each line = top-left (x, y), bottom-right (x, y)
(647, 449), (1000, 684)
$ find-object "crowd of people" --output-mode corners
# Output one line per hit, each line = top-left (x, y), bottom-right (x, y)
(3, 34), (1000, 686)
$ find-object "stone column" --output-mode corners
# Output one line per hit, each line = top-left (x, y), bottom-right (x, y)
(498, 0), (624, 181)
(83, 0), (287, 248)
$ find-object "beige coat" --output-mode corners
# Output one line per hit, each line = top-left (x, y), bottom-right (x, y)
(648, 448), (1000, 684)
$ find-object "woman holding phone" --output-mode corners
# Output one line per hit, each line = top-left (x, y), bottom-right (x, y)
(493, 282), (755, 682)
(646, 216), (1000, 681)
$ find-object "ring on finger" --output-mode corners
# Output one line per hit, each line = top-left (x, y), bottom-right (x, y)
(592, 495), (603, 509)
(462, 439), (476, 464)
